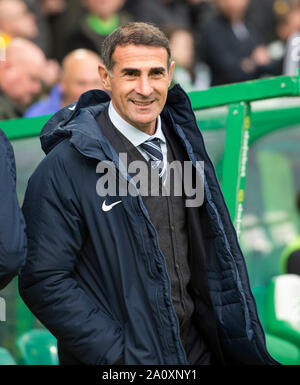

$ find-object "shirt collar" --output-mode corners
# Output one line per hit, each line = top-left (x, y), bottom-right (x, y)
(108, 101), (165, 147)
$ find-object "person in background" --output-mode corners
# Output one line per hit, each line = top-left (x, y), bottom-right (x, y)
(185, 0), (216, 63)
(62, 0), (132, 57)
(0, 128), (27, 290)
(24, 49), (104, 117)
(123, 0), (190, 28)
(186, 0), (215, 29)
(38, 0), (83, 61)
(164, 24), (210, 91)
(201, 0), (282, 85)
(280, 190), (300, 275)
(0, 38), (46, 121)
(245, 0), (279, 44)
(0, 0), (60, 99)
(41, 0), (67, 15)
(260, 2), (300, 70)
(0, 0), (38, 47)
(276, 3), (300, 74)
(123, 0), (214, 63)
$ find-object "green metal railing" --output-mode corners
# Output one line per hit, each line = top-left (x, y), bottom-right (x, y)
(189, 68), (300, 236)
(0, 114), (52, 140)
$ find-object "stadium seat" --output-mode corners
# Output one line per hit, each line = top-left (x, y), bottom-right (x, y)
(265, 333), (300, 365)
(17, 329), (58, 365)
(252, 285), (300, 364)
(265, 274), (300, 349)
(0, 347), (16, 365)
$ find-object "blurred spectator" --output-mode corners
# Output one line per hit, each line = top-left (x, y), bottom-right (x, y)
(41, 0), (67, 14)
(123, 0), (190, 28)
(24, 49), (104, 117)
(39, 0), (83, 61)
(185, 0), (216, 61)
(201, 0), (282, 85)
(0, 0), (38, 47)
(164, 25), (210, 91)
(275, 3), (300, 74)
(246, 0), (279, 44)
(276, 2), (300, 42)
(0, 0), (61, 89)
(186, 0), (215, 27)
(284, 33), (300, 75)
(23, 0), (53, 58)
(62, 0), (132, 58)
(231, 0), (300, 45)
(0, 38), (46, 121)
(124, 1), (215, 64)
(41, 58), (62, 93)
(124, 0), (214, 61)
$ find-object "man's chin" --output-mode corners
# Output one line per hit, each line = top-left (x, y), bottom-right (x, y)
(134, 121), (158, 134)
(131, 112), (158, 126)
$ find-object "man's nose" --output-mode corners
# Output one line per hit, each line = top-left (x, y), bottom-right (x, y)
(135, 76), (153, 97)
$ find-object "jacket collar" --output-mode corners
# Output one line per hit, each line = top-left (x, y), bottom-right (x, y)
(40, 84), (197, 167)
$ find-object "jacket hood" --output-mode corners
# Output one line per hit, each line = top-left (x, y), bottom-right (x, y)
(40, 89), (110, 157)
(40, 85), (194, 163)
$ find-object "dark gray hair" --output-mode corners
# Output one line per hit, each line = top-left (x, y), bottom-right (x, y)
(101, 22), (172, 72)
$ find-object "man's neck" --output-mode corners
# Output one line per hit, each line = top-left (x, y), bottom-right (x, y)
(109, 101), (158, 136)
(108, 101), (164, 149)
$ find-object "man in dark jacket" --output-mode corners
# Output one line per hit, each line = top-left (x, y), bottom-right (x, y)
(19, 22), (277, 365)
(201, 0), (282, 86)
(0, 129), (27, 290)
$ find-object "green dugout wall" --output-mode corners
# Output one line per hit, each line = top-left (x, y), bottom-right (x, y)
(1, 71), (300, 360)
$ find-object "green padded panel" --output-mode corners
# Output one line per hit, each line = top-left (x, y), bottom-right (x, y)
(257, 151), (295, 215)
(252, 286), (300, 364)
(0, 347), (16, 365)
(266, 333), (300, 365)
(240, 126), (300, 287)
(265, 275), (300, 348)
(252, 286), (267, 327)
(280, 235), (300, 274)
(17, 329), (58, 365)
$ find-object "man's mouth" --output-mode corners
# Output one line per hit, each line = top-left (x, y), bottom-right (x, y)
(131, 100), (154, 106)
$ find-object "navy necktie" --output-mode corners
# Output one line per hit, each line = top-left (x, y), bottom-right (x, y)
(140, 138), (166, 183)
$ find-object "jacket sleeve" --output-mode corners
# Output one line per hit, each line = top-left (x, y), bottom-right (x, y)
(0, 129), (27, 290)
(18, 147), (124, 365)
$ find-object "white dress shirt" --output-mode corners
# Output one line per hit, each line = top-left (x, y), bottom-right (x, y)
(108, 101), (168, 165)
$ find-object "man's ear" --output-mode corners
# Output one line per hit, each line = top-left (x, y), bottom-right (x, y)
(168, 60), (175, 87)
(98, 64), (112, 92)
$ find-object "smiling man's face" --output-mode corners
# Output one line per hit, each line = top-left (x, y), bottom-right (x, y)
(99, 44), (174, 135)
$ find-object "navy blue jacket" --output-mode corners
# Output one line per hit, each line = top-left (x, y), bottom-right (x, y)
(19, 86), (277, 365)
(0, 129), (27, 290)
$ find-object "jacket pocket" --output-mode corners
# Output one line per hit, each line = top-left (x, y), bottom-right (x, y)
(95, 308), (125, 365)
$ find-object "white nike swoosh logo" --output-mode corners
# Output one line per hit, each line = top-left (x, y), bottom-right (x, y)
(102, 200), (122, 212)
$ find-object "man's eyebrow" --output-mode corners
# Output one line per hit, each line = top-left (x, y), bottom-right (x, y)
(149, 67), (166, 74)
(120, 67), (167, 75)
(121, 68), (140, 74)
